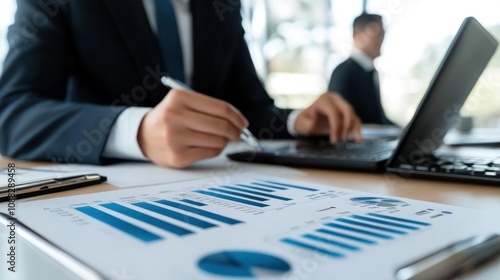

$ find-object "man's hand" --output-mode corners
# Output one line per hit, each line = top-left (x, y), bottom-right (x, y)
(294, 93), (362, 143)
(137, 89), (248, 168)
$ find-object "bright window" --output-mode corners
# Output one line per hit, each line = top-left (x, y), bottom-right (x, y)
(0, 0), (16, 74)
(246, 0), (500, 128)
(367, 0), (500, 127)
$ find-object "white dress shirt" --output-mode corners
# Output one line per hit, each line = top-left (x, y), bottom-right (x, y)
(350, 48), (379, 89)
(103, 0), (297, 160)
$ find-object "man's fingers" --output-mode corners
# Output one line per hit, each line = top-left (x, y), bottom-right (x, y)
(139, 89), (250, 169)
(168, 89), (249, 130)
(352, 117), (363, 141)
(315, 94), (342, 143)
(183, 147), (224, 165)
(331, 94), (356, 141)
(172, 129), (229, 149)
(167, 147), (223, 169)
(179, 110), (242, 141)
(296, 93), (363, 143)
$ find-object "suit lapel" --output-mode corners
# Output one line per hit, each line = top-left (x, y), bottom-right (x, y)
(101, 0), (162, 77)
(102, 0), (230, 99)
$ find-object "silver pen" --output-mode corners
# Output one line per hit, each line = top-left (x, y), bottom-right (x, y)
(160, 76), (264, 151)
(396, 234), (500, 280)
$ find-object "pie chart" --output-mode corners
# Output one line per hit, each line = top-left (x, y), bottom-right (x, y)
(198, 250), (291, 278)
(350, 197), (408, 207)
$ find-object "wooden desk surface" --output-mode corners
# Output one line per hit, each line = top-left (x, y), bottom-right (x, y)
(2, 156), (500, 280)
(2, 156), (500, 209)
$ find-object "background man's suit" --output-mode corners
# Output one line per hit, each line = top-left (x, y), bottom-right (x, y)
(328, 58), (392, 125)
(0, 0), (292, 164)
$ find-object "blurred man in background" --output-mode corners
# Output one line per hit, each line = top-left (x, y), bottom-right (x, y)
(328, 13), (393, 125)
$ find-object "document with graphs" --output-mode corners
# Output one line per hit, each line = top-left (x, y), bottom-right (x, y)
(7, 173), (500, 279)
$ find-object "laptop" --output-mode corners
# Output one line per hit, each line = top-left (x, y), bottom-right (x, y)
(228, 17), (500, 184)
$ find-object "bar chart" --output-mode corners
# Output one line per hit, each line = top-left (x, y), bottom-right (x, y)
(72, 180), (322, 242)
(280, 213), (431, 259)
(192, 180), (319, 208)
(75, 199), (243, 242)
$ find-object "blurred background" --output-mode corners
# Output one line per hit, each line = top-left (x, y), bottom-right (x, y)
(2, 0), (499, 128)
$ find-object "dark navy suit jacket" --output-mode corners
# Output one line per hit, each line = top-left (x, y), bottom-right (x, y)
(328, 58), (392, 125)
(0, 0), (292, 164)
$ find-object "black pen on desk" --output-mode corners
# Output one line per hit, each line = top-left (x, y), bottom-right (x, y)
(160, 76), (264, 151)
(395, 234), (500, 280)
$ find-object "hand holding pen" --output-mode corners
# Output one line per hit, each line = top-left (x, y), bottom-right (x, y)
(136, 76), (262, 168)
(161, 76), (264, 151)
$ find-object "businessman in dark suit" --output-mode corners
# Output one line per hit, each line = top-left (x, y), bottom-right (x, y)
(328, 13), (393, 125)
(0, 0), (361, 168)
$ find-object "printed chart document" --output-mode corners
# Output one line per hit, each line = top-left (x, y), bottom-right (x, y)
(4, 174), (500, 279)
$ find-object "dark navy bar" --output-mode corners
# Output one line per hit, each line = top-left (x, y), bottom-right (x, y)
(337, 218), (407, 235)
(235, 184), (275, 192)
(193, 190), (269, 208)
(221, 186), (292, 201)
(179, 199), (206, 207)
(264, 180), (318, 191)
(316, 228), (376, 245)
(251, 182), (288, 190)
(100, 203), (193, 236)
(351, 215), (419, 230)
(367, 213), (431, 226)
(75, 206), (162, 242)
(325, 223), (393, 239)
(133, 202), (216, 229)
(303, 234), (360, 251)
(155, 200), (242, 225)
(209, 188), (268, 202)
(281, 238), (344, 258)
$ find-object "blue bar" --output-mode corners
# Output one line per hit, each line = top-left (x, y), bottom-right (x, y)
(208, 188), (268, 202)
(193, 190), (269, 208)
(179, 199), (206, 207)
(221, 186), (292, 201)
(235, 184), (275, 192)
(133, 202), (216, 229)
(155, 200), (242, 225)
(367, 213), (431, 226)
(100, 203), (193, 236)
(281, 238), (344, 258)
(351, 215), (419, 230)
(264, 181), (318, 191)
(325, 223), (393, 240)
(316, 229), (376, 245)
(303, 234), (360, 251)
(75, 206), (162, 242)
(251, 182), (287, 190)
(99, 203), (193, 236)
(336, 218), (407, 235)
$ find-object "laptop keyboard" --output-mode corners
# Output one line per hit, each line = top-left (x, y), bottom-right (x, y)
(274, 140), (396, 161)
(397, 156), (500, 178)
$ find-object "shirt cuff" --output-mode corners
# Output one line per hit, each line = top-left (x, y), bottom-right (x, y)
(103, 107), (152, 161)
(286, 109), (303, 137)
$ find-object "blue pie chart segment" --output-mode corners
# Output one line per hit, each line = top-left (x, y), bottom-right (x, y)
(198, 250), (291, 277)
(350, 197), (408, 207)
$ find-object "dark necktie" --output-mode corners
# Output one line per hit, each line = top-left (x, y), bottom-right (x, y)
(155, 0), (185, 82)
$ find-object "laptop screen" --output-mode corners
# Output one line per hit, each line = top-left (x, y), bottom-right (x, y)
(387, 17), (498, 168)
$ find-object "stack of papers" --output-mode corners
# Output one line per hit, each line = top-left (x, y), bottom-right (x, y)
(4, 173), (499, 279)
